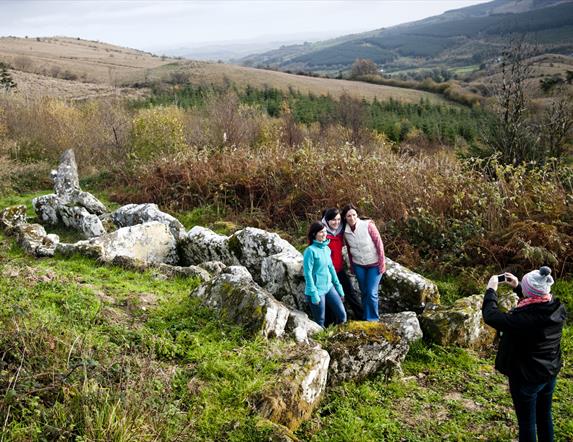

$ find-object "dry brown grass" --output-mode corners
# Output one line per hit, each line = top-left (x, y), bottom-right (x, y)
(9, 70), (144, 100)
(0, 36), (446, 104)
(0, 36), (169, 85)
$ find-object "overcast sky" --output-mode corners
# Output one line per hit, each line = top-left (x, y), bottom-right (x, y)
(1, 0), (491, 51)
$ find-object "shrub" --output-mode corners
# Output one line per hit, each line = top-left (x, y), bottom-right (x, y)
(130, 105), (187, 161)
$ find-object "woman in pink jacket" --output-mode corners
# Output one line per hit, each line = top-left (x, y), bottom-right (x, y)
(341, 204), (386, 321)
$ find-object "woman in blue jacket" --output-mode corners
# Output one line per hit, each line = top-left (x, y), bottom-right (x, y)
(303, 222), (347, 327)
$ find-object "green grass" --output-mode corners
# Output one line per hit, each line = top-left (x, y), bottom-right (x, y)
(0, 229), (282, 440)
(1, 191), (572, 441)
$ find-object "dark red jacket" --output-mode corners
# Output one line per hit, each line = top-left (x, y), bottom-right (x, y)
(326, 231), (344, 273)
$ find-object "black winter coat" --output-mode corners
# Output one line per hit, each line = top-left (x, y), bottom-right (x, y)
(482, 287), (567, 383)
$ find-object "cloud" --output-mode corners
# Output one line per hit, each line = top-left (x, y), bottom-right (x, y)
(0, 0), (492, 50)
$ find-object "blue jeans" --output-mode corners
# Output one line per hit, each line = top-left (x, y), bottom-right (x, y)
(353, 264), (382, 321)
(309, 286), (347, 327)
(509, 376), (557, 442)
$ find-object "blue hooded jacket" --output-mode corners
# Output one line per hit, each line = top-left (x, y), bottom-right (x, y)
(303, 239), (344, 304)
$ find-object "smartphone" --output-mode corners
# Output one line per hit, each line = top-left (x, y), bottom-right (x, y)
(497, 274), (506, 282)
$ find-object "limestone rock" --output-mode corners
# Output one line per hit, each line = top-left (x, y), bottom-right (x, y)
(58, 206), (106, 238)
(14, 223), (59, 257)
(155, 263), (211, 282)
(74, 191), (107, 215)
(197, 260), (227, 276)
(324, 321), (410, 386)
(32, 150), (107, 236)
(380, 258), (440, 313)
(53, 149), (80, 198)
(62, 222), (178, 265)
(285, 309), (323, 344)
(419, 293), (516, 349)
(191, 266), (291, 339)
(52, 150), (106, 214)
(32, 194), (61, 225)
(181, 226), (239, 266)
(255, 343), (329, 431)
(228, 227), (299, 282)
(111, 203), (186, 241)
(0, 205), (27, 232)
(261, 251), (306, 310)
(379, 311), (423, 344)
(55, 241), (103, 259)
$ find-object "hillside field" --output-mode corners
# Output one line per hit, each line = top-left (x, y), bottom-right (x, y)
(0, 36), (446, 104)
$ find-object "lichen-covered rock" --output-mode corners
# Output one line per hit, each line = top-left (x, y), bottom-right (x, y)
(420, 293), (516, 349)
(111, 203), (186, 241)
(74, 191), (107, 215)
(379, 311), (423, 344)
(285, 309), (323, 344)
(324, 321), (410, 386)
(191, 266), (291, 339)
(380, 258), (440, 313)
(31, 150), (107, 235)
(53, 149), (80, 198)
(228, 227), (299, 282)
(14, 223), (60, 257)
(254, 343), (329, 431)
(32, 194), (61, 225)
(64, 222), (178, 265)
(55, 241), (103, 259)
(0, 205), (27, 232)
(261, 251), (306, 310)
(181, 226), (239, 266)
(198, 260), (227, 276)
(154, 263), (211, 282)
(58, 206), (106, 238)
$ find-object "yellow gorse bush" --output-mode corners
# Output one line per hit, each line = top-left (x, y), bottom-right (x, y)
(130, 106), (187, 160)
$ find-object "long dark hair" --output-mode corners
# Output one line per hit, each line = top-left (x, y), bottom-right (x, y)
(307, 221), (326, 245)
(322, 207), (340, 223)
(341, 203), (359, 221)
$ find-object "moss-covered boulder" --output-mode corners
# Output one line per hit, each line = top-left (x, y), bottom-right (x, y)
(324, 321), (410, 386)
(191, 266), (291, 339)
(420, 293), (517, 349)
(380, 258), (440, 313)
(254, 342), (329, 431)
(0, 205), (27, 232)
(14, 223), (59, 257)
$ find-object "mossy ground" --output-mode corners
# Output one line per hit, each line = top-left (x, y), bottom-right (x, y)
(1, 193), (572, 441)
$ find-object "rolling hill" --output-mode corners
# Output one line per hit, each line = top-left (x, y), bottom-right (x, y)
(238, 0), (573, 74)
(0, 36), (446, 104)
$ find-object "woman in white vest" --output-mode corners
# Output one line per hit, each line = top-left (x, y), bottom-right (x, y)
(341, 204), (386, 321)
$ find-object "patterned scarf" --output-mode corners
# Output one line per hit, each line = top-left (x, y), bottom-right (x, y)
(517, 294), (552, 309)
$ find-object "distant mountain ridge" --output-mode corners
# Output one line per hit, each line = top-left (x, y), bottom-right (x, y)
(239, 0), (573, 73)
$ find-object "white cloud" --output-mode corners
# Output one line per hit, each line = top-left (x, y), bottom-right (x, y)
(0, 0), (492, 50)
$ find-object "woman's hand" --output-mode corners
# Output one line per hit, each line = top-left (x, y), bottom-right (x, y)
(487, 275), (499, 291)
(505, 272), (519, 288)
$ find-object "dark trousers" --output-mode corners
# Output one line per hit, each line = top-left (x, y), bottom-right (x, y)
(509, 376), (557, 442)
(337, 270), (363, 320)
